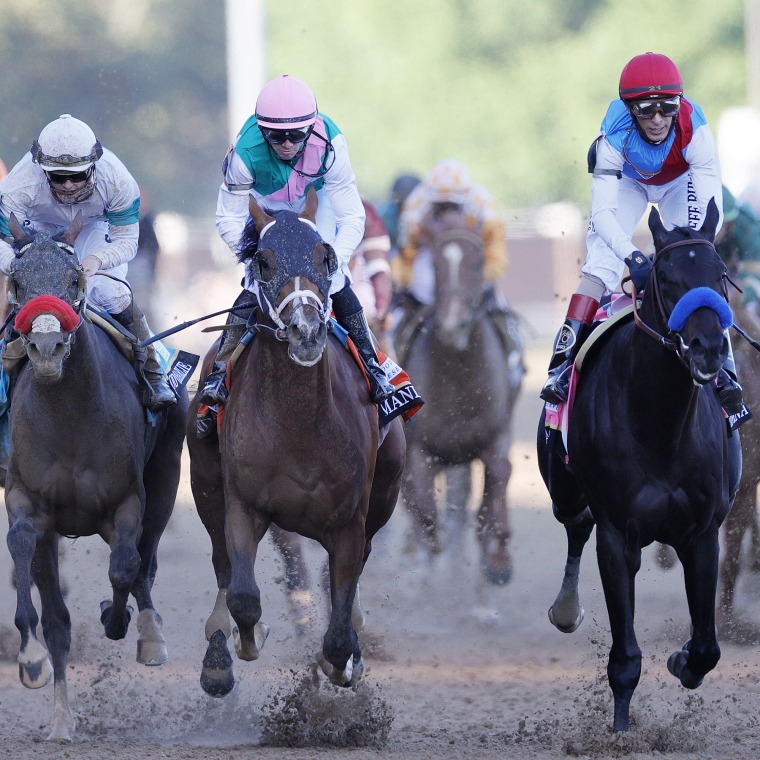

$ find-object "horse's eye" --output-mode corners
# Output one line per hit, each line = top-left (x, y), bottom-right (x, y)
(260, 258), (270, 270)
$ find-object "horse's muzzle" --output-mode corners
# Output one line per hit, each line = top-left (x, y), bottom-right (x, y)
(286, 320), (327, 367)
(24, 331), (71, 382)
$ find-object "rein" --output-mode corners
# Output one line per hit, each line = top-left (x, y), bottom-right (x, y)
(631, 238), (727, 361)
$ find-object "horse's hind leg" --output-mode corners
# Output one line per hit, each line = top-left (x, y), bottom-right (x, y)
(100, 495), (143, 641)
(130, 422), (184, 666)
(226, 504), (270, 661)
(319, 513), (366, 687)
(548, 506), (594, 633)
(32, 533), (75, 741)
(269, 524), (314, 636)
(402, 447), (442, 557)
(718, 475), (756, 637)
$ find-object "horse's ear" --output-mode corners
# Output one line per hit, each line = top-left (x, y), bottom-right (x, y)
(699, 197), (720, 243)
(59, 211), (84, 249)
(248, 194), (275, 233)
(648, 205), (668, 249)
(8, 213), (27, 242)
(300, 186), (318, 223)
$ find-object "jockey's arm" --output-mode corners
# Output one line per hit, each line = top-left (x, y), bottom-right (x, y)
(684, 125), (724, 231)
(482, 217), (508, 282)
(90, 220), (139, 271)
(215, 184), (249, 254)
(589, 140), (638, 261)
(322, 134), (365, 267)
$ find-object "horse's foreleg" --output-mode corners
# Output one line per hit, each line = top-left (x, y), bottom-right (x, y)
(320, 514), (366, 686)
(200, 589), (235, 697)
(669, 528), (721, 690)
(548, 506), (594, 633)
(100, 496), (143, 640)
(269, 524), (314, 635)
(477, 436), (514, 585)
(32, 533), (75, 741)
(596, 525), (642, 733)
(226, 505), (270, 661)
(6, 495), (53, 692)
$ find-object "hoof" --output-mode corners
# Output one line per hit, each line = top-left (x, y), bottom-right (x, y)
(317, 651), (355, 687)
(136, 609), (168, 666)
(99, 600), (133, 640)
(483, 564), (513, 586)
(667, 649), (704, 689)
(18, 638), (53, 689)
(201, 630), (235, 697)
(233, 621), (269, 661)
(548, 603), (584, 633)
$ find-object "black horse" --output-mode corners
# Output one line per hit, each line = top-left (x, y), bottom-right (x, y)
(537, 199), (740, 733)
(187, 189), (406, 695)
(4, 213), (188, 740)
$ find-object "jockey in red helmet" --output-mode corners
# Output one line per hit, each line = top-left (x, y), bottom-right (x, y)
(540, 53), (747, 427)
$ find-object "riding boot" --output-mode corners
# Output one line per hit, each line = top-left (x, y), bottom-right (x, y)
(198, 290), (253, 407)
(540, 294), (599, 404)
(112, 305), (176, 412)
(341, 309), (395, 403)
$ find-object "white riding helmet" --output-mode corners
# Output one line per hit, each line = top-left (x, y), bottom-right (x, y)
(31, 114), (103, 172)
(423, 159), (473, 205)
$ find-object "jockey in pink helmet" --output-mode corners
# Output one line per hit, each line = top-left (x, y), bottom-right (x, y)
(200, 75), (394, 434)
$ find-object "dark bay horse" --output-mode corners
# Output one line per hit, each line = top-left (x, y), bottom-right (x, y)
(715, 252), (760, 641)
(538, 200), (739, 733)
(187, 189), (405, 695)
(395, 206), (523, 583)
(4, 213), (188, 740)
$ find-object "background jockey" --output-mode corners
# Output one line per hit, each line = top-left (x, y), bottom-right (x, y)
(539, 52), (745, 425)
(0, 114), (175, 411)
(716, 185), (760, 313)
(394, 158), (509, 304)
(349, 199), (393, 349)
(200, 74), (394, 424)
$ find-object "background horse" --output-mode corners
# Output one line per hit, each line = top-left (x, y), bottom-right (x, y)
(187, 189), (405, 695)
(4, 213), (188, 740)
(715, 248), (760, 642)
(538, 200), (739, 733)
(395, 205), (523, 584)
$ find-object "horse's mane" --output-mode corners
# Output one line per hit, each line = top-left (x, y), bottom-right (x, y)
(236, 205), (281, 263)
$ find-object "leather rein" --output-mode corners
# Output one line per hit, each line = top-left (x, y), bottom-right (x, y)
(630, 238), (731, 362)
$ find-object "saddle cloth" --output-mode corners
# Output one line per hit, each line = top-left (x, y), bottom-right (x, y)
(200, 319), (424, 436)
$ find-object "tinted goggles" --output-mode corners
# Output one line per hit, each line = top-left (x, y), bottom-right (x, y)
(629, 96), (681, 119)
(261, 127), (311, 145)
(46, 169), (91, 184)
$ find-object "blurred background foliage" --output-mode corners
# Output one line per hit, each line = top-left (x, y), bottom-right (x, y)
(0, 0), (747, 217)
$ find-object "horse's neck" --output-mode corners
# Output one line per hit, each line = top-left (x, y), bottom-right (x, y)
(254, 336), (332, 409)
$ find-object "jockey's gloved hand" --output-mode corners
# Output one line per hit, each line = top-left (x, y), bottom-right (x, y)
(624, 251), (652, 292)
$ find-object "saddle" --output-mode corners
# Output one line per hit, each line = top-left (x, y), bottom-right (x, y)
(197, 319), (424, 438)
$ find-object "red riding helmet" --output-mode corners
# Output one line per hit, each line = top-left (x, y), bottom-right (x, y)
(618, 52), (683, 101)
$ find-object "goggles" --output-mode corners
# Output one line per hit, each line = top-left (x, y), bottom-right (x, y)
(261, 126), (312, 145)
(46, 169), (91, 185)
(629, 96), (681, 119)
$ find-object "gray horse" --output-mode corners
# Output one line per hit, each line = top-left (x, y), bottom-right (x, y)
(3, 213), (188, 740)
(395, 206), (524, 584)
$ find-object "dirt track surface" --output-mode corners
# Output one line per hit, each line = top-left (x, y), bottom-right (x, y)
(0, 347), (759, 759)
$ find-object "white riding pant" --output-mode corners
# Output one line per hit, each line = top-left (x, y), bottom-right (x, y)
(583, 172), (698, 293)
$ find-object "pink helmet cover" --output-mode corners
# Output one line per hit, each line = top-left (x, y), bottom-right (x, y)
(255, 74), (318, 130)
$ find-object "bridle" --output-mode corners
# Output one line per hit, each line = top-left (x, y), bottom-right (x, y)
(631, 238), (731, 362)
(249, 217), (332, 340)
